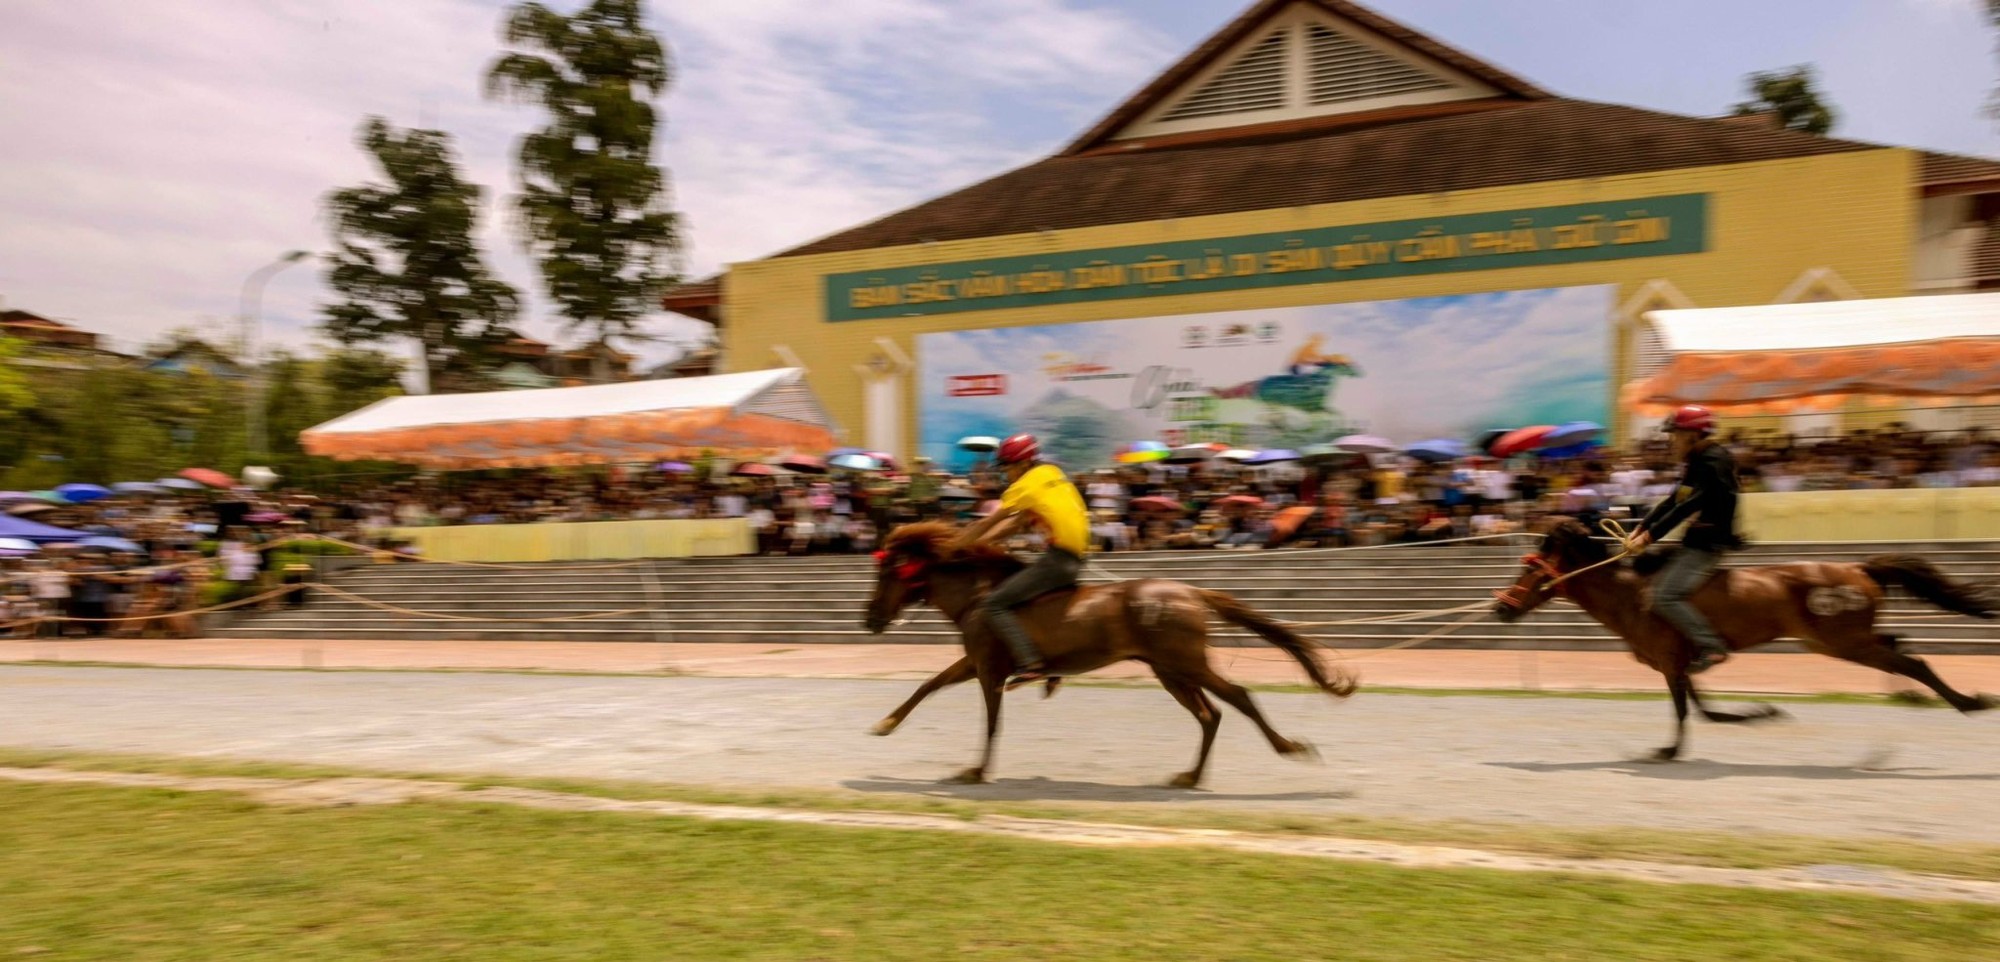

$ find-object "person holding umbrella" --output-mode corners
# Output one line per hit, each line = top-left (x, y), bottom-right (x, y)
(951, 433), (1090, 690)
(1628, 405), (1742, 675)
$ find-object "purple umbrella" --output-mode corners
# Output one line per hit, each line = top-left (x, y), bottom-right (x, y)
(657, 461), (695, 474)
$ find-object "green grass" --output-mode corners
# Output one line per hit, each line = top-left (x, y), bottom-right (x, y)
(5, 746), (2000, 885)
(1, 779), (1996, 961)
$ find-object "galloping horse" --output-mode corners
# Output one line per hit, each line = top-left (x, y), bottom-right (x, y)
(1493, 518), (1996, 760)
(863, 522), (1356, 787)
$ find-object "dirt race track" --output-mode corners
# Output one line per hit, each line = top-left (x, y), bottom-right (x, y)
(2, 665), (1997, 845)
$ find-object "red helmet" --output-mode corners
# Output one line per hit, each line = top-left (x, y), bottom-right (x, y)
(995, 434), (1040, 464)
(1663, 404), (1716, 435)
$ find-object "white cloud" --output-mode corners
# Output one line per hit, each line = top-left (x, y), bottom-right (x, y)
(0, 0), (1171, 372)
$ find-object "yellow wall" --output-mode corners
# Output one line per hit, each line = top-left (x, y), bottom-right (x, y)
(722, 149), (1917, 461)
(1742, 488), (2000, 542)
(389, 519), (754, 563)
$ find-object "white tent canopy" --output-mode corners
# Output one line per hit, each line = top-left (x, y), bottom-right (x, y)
(1645, 292), (2000, 352)
(303, 368), (839, 469)
(1630, 293), (2000, 415)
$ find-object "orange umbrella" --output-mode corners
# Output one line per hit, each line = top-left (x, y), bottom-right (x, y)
(178, 467), (235, 488)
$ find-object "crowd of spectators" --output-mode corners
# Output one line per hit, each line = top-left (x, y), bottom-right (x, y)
(6, 425), (1996, 632)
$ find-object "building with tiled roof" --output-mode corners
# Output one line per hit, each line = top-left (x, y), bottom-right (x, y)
(668, 0), (2000, 464)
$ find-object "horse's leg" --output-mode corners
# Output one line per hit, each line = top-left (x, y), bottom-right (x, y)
(1840, 635), (1996, 714)
(870, 655), (975, 736)
(1685, 682), (1787, 724)
(1190, 666), (1317, 761)
(1155, 670), (1220, 789)
(943, 664), (1005, 784)
(1651, 673), (1691, 762)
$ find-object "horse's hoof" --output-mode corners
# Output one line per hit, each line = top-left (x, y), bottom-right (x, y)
(1960, 694), (1998, 714)
(1645, 747), (1682, 763)
(1280, 739), (1320, 763)
(868, 718), (900, 736)
(941, 769), (986, 785)
(1164, 772), (1202, 790)
(1747, 704), (1788, 722)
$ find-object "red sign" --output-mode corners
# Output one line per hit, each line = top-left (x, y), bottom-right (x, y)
(947, 374), (1006, 397)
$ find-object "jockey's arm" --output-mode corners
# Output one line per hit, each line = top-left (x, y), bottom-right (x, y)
(950, 506), (1022, 550)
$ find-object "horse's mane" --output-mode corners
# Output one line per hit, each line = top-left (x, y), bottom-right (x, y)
(1540, 516), (1611, 565)
(883, 522), (1028, 576)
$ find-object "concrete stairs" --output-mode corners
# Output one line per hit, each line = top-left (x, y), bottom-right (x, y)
(209, 539), (2000, 654)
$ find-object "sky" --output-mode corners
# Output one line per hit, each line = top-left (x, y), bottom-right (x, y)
(2, 0), (1997, 374)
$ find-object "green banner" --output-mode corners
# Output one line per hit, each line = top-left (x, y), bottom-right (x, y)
(825, 194), (1707, 322)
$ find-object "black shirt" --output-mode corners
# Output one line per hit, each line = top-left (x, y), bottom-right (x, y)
(1641, 441), (1743, 551)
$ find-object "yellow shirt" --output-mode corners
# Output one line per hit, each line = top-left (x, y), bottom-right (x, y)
(1000, 464), (1090, 555)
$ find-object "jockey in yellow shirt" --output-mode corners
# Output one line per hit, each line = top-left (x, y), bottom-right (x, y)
(952, 433), (1089, 689)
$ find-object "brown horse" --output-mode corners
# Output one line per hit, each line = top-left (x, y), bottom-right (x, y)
(1493, 518), (1997, 760)
(862, 522), (1356, 787)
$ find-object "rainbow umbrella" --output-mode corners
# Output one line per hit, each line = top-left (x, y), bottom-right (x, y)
(1116, 441), (1171, 464)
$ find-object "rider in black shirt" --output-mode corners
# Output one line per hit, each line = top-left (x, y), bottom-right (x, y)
(1630, 405), (1742, 674)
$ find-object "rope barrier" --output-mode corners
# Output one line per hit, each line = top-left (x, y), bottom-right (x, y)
(307, 584), (657, 623)
(1086, 530), (1538, 565)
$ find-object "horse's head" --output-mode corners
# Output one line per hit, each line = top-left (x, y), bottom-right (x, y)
(1492, 517), (1606, 622)
(864, 522), (950, 633)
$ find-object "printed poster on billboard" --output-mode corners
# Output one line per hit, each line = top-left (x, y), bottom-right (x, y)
(917, 285), (1613, 471)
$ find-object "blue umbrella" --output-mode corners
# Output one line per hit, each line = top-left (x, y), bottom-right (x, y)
(156, 478), (205, 491)
(113, 481), (169, 495)
(1245, 449), (1301, 465)
(80, 535), (142, 554)
(1405, 438), (1469, 462)
(1539, 421), (1605, 450)
(56, 483), (113, 503)
(1538, 440), (1603, 459)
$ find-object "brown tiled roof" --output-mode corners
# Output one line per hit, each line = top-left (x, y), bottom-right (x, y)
(661, 275), (720, 303)
(1065, 0), (1548, 155)
(1921, 150), (2000, 192)
(777, 99), (1881, 259)
(660, 274), (722, 323)
(0, 310), (71, 329)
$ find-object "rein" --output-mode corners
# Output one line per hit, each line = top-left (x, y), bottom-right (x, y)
(1497, 518), (1643, 605)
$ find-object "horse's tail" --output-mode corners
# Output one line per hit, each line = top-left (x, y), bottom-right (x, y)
(1197, 589), (1357, 698)
(1863, 555), (1997, 620)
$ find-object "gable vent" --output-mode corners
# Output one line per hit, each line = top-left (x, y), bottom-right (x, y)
(1306, 23), (1451, 105)
(1159, 29), (1290, 122)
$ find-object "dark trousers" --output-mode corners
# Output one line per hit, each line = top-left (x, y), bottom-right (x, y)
(982, 548), (1083, 669)
(1652, 546), (1729, 655)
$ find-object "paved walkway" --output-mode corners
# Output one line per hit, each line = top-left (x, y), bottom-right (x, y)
(3, 637), (1996, 695)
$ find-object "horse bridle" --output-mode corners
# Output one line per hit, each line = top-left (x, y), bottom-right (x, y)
(1494, 551), (1565, 608)
(873, 550), (929, 590)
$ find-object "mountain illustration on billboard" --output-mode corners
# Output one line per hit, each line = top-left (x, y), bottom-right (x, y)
(1019, 388), (1140, 470)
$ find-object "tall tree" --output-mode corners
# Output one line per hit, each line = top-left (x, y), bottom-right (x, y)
(322, 116), (519, 392)
(1732, 64), (1837, 136)
(485, 0), (682, 383)
(0, 337), (34, 419)
(1987, 1), (2000, 119)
